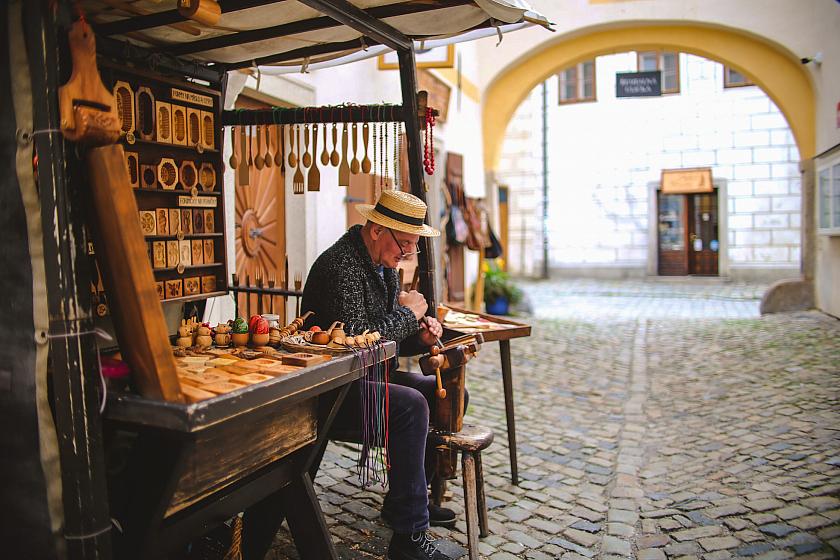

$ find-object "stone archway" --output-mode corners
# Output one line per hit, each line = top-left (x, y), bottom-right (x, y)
(482, 23), (815, 171)
(482, 22), (816, 309)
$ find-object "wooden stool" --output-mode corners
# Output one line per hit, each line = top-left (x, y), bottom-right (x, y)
(432, 424), (494, 560)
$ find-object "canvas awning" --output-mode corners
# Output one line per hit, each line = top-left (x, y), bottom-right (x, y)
(83, 0), (551, 71)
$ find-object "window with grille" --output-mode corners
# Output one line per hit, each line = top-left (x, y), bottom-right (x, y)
(637, 51), (680, 94)
(817, 154), (840, 235)
(558, 60), (596, 104)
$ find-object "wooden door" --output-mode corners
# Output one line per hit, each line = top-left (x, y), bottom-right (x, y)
(688, 190), (719, 275)
(445, 153), (466, 303)
(657, 192), (688, 275)
(233, 98), (286, 321)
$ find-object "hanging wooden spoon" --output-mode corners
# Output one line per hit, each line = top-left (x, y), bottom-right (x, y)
(338, 123), (350, 186)
(263, 125), (272, 168)
(330, 123), (340, 167)
(302, 124), (312, 168)
(350, 122), (360, 174)
(237, 126), (249, 186)
(254, 124), (264, 169)
(228, 125), (238, 169)
(287, 124), (297, 168)
(361, 122), (371, 174)
(320, 122), (329, 166)
(275, 125), (284, 169)
(248, 125), (254, 167)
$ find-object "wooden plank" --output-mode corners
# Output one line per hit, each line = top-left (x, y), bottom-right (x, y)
(86, 145), (183, 402)
(166, 399), (316, 516)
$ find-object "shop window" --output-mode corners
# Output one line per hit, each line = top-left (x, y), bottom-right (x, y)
(558, 60), (596, 104)
(724, 66), (753, 88)
(637, 51), (680, 94)
(817, 155), (840, 234)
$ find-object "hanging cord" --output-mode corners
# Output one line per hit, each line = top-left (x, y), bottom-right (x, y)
(45, 326), (114, 413)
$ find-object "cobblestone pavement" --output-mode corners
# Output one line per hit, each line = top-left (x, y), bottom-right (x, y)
(267, 279), (840, 559)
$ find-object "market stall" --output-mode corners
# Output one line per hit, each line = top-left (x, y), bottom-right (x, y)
(1, 2), (548, 559)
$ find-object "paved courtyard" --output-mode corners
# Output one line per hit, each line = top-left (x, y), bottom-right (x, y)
(268, 278), (840, 559)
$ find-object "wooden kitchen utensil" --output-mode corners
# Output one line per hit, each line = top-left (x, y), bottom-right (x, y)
(350, 122), (360, 174)
(302, 124), (312, 168)
(338, 123), (350, 186)
(308, 124), (320, 191)
(292, 125), (305, 193)
(228, 125), (238, 169)
(287, 124), (297, 168)
(320, 121), (329, 166)
(362, 122), (371, 173)
(275, 125), (284, 169)
(263, 124), (272, 168)
(254, 124), (264, 169)
(330, 123), (339, 166)
(237, 125), (249, 186)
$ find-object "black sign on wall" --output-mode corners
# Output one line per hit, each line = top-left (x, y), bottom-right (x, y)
(616, 71), (662, 97)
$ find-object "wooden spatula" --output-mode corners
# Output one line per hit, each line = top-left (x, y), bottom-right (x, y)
(308, 123), (320, 191)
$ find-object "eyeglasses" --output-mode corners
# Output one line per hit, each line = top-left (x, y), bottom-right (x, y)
(387, 228), (421, 258)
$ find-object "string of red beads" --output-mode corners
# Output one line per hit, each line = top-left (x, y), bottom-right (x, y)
(423, 107), (435, 175)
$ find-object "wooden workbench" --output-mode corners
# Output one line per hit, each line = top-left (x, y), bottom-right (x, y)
(104, 344), (394, 560)
(443, 305), (531, 485)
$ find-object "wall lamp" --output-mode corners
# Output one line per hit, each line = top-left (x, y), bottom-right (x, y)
(800, 52), (823, 65)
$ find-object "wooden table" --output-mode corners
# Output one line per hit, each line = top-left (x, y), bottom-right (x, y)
(104, 345), (393, 560)
(443, 305), (531, 485)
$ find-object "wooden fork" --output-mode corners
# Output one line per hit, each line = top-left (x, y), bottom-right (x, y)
(292, 125), (305, 194)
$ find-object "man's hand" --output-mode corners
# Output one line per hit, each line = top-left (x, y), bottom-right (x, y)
(398, 290), (428, 321)
(418, 316), (443, 347)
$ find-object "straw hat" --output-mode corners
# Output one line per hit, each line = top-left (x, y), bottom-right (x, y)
(356, 190), (440, 237)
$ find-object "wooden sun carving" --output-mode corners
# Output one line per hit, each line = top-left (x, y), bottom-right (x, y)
(234, 128), (285, 316)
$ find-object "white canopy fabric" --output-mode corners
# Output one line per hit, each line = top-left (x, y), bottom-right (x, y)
(83, 0), (550, 68)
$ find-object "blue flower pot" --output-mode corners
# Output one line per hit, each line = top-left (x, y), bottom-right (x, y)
(485, 296), (509, 315)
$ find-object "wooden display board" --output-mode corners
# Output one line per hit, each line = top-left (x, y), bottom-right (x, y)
(97, 62), (228, 310)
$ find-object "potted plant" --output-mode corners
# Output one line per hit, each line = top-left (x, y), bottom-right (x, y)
(481, 259), (522, 315)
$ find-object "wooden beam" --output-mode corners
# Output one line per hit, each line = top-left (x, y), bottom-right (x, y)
(221, 36), (383, 71)
(397, 48), (438, 311)
(167, 0), (473, 56)
(295, 0), (412, 51)
(94, 0), (284, 36)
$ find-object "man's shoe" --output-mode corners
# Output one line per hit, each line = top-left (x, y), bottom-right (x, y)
(381, 504), (457, 529)
(428, 503), (456, 528)
(387, 531), (450, 560)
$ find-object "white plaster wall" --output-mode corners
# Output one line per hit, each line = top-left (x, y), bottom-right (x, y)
(499, 52), (802, 279)
(476, 0), (840, 156)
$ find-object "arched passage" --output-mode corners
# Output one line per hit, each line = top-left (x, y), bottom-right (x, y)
(483, 23), (815, 171)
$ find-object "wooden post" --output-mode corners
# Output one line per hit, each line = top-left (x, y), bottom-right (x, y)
(397, 48), (437, 312)
(17, 2), (113, 557)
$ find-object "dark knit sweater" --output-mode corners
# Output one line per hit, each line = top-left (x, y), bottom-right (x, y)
(301, 225), (423, 356)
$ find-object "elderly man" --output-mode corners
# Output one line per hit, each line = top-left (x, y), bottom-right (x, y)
(302, 190), (460, 560)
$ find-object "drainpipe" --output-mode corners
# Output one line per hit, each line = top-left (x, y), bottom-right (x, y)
(541, 81), (549, 279)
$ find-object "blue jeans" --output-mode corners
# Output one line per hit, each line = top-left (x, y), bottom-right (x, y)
(334, 370), (469, 534)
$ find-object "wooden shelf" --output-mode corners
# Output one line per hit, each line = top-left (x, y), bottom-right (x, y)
(153, 262), (224, 273)
(135, 188), (221, 196)
(144, 233), (224, 241)
(160, 290), (229, 306)
(123, 137), (218, 153)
